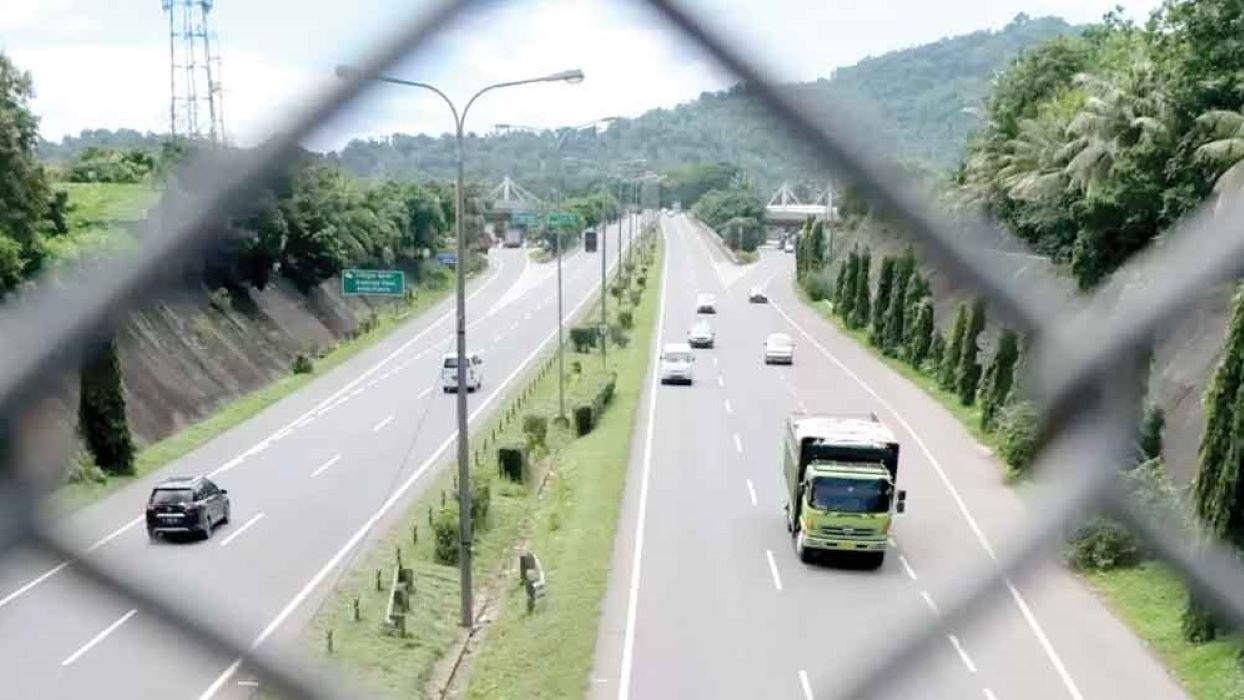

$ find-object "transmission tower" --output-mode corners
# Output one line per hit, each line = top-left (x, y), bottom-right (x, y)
(163, 0), (226, 143)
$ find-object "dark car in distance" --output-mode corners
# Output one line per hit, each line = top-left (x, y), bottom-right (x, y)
(146, 476), (230, 541)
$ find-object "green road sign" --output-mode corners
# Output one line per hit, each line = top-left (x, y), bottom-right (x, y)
(342, 269), (405, 296)
(547, 212), (579, 227)
(512, 211), (538, 225)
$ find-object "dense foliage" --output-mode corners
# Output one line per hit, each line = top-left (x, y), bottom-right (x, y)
(959, 2), (1244, 288)
(0, 52), (58, 293)
(691, 186), (764, 252)
(78, 338), (134, 475)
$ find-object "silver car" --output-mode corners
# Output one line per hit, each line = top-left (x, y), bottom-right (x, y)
(763, 333), (794, 365)
(688, 320), (715, 348)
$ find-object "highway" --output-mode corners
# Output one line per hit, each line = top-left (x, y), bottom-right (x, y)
(589, 215), (1187, 700)
(0, 220), (636, 700)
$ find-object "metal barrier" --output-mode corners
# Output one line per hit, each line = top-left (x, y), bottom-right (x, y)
(4, 1), (1244, 698)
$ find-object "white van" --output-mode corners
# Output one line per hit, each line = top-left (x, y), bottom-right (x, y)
(442, 352), (483, 393)
(658, 342), (695, 385)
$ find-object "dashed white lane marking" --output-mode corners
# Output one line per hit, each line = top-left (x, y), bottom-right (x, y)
(724, 399), (733, 414)
(311, 454), (342, 478)
(372, 415), (394, 432)
(713, 356), (719, 367)
(984, 689), (998, 700)
(920, 590), (940, 616)
(745, 479), (757, 506)
(493, 334), (504, 343)
(949, 634), (977, 674)
(771, 302), (1084, 700)
(798, 670), (814, 700)
(236, 681), (259, 688)
(0, 562), (70, 610)
(765, 549), (783, 591)
(219, 513), (265, 548)
(899, 554), (918, 581)
(61, 609), (137, 666)
(733, 434), (743, 454)
(366, 379), (378, 388)
(717, 375), (725, 388)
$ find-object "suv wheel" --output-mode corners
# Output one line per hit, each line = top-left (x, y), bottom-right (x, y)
(201, 511), (213, 540)
(221, 503), (231, 525)
(147, 528), (158, 542)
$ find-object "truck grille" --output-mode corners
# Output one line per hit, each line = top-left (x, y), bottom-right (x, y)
(820, 525), (878, 538)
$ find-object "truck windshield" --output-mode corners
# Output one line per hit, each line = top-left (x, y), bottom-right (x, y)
(808, 477), (891, 513)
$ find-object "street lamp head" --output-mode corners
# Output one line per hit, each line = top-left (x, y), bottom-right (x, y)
(546, 69), (585, 84)
(334, 64), (364, 82)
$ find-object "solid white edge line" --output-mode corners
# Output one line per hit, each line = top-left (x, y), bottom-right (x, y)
(200, 229), (630, 700)
(219, 513), (266, 548)
(948, 634), (977, 674)
(61, 609), (137, 666)
(765, 549), (783, 592)
(798, 670), (815, 700)
(372, 415), (395, 432)
(898, 554), (918, 581)
(920, 590), (940, 616)
(745, 478), (758, 506)
(770, 301), (1084, 700)
(617, 226), (668, 700)
(311, 454), (342, 478)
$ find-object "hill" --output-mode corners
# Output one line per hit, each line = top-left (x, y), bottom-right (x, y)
(330, 14), (1079, 193)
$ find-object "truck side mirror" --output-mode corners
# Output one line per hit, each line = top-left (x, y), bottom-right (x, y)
(896, 501), (906, 514)
(898, 490), (907, 501)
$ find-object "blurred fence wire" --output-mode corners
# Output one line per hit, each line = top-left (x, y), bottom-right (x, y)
(4, 0), (1244, 698)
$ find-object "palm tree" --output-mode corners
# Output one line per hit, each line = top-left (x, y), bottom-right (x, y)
(1194, 109), (1244, 216)
(1059, 67), (1169, 196)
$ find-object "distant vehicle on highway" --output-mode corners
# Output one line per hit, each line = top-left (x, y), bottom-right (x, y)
(748, 286), (768, 303)
(658, 342), (695, 385)
(442, 351), (483, 393)
(783, 413), (906, 567)
(687, 320), (715, 348)
(783, 239), (795, 253)
(146, 476), (230, 541)
(695, 293), (717, 314)
(763, 332), (794, 364)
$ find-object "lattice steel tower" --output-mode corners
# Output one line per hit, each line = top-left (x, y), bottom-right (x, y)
(163, 0), (226, 143)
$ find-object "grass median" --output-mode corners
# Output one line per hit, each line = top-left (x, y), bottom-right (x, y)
(795, 282), (1243, 700)
(298, 232), (662, 699)
(56, 276), (459, 512)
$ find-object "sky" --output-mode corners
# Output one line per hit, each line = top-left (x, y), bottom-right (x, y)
(1, 0), (1163, 153)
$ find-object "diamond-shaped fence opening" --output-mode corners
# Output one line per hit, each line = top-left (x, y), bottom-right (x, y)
(5, 1), (1244, 699)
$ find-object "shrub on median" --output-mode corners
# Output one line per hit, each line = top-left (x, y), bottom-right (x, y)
(522, 414), (548, 450)
(498, 442), (527, 483)
(573, 403), (594, 437)
(433, 504), (459, 565)
(570, 326), (598, 352)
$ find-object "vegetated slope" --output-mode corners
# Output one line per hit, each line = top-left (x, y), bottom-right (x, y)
(329, 14), (1077, 191)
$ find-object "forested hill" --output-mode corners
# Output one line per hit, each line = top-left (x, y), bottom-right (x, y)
(329, 14), (1078, 191)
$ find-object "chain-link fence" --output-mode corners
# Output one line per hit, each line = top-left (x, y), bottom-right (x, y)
(5, 1), (1244, 698)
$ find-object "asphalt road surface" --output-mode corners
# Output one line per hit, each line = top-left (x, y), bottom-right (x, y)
(0, 219), (637, 700)
(589, 215), (1188, 700)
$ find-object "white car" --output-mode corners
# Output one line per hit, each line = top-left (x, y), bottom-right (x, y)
(696, 293), (717, 314)
(659, 342), (696, 384)
(748, 286), (768, 303)
(687, 320), (715, 349)
(783, 240), (795, 253)
(442, 352), (483, 392)
(763, 333), (794, 365)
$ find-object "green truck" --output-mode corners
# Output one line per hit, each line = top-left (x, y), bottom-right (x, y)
(783, 413), (907, 568)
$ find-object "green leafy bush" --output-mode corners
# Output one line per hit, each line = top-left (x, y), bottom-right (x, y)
(609, 324), (630, 348)
(292, 354), (314, 375)
(618, 309), (634, 329)
(573, 403), (594, 436)
(433, 505), (459, 565)
(1067, 518), (1141, 571)
(804, 269), (834, 302)
(628, 290), (642, 307)
(569, 326), (598, 352)
(79, 339), (135, 475)
(997, 400), (1038, 471)
(522, 414), (548, 449)
(65, 451), (107, 485)
(497, 442), (526, 482)
(470, 473), (491, 532)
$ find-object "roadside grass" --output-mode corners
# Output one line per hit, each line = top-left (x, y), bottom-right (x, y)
(1084, 563), (1244, 699)
(795, 281), (1242, 700)
(47, 182), (158, 264)
(464, 238), (661, 699)
(301, 232), (661, 699)
(54, 278), (457, 512)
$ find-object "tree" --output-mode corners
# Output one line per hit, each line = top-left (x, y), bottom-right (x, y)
(900, 272), (931, 352)
(849, 248), (871, 329)
(927, 329), (946, 373)
(78, 338), (135, 476)
(830, 260), (848, 306)
(907, 298), (935, 368)
(1185, 285), (1244, 642)
(940, 303), (969, 389)
(0, 52), (52, 292)
(838, 249), (860, 320)
(883, 249), (915, 354)
(870, 256), (897, 345)
(1193, 109), (1244, 215)
(980, 328), (1020, 430)
(1139, 403), (1165, 462)
(956, 299), (988, 406)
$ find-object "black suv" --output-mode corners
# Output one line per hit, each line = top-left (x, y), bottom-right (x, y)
(146, 476), (230, 541)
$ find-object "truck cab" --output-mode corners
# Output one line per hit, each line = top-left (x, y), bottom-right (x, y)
(783, 413), (906, 568)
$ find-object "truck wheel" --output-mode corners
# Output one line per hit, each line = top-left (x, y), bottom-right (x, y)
(864, 552), (885, 570)
(795, 531), (812, 564)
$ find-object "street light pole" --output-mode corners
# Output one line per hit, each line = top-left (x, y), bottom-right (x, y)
(336, 65), (583, 629)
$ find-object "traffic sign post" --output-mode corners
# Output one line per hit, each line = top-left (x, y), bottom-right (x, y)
(342, 269), (406, 296)
(436, 252), (458, 267)
(512, 211), (538, 226)
(547, 212), (579, 227)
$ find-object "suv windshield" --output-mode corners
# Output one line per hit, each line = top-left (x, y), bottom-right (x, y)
(150, 488), (194, 505)
(808, 476), (891, 513)
(664, 352), (692, 363)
